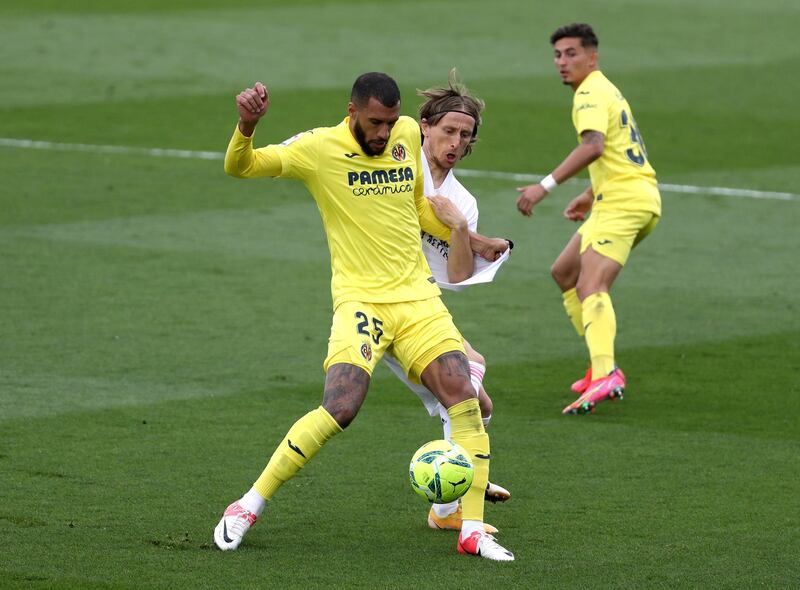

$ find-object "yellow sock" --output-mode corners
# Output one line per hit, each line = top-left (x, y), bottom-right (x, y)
(253, 406), (342, 500)
(447, 398), (489, 523)
(562, 288), (584, 336)
(582, 292), (616, 377)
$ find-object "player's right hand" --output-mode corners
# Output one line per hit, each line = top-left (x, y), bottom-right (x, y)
(515, 184), (548, 217)
(236, 82), (270, 125)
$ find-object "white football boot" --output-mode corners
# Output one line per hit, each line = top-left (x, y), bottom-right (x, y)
(213, 501), (257, 551)
(485, 481), (511, 503)
(457, 530), (515, 561)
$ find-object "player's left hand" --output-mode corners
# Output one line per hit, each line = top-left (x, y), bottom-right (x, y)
(563, 192), (593, 221)
(516, 184), (548, 216)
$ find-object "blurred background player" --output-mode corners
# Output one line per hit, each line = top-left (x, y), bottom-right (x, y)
(214, 73), (514, 560)
(515, 23), (662, 415)
(383, 71), (512, 534)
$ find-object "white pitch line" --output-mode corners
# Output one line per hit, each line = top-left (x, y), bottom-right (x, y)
(453, 169), (799, 202)
(1, 137), (797, 202)
(0, 137), (222, 161)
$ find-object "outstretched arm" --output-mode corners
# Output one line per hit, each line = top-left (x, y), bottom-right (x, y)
(515, 130), (604, 216)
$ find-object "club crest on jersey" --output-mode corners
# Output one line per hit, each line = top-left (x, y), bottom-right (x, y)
(360, 342), (372, 361)
(391, 143), (407, 162)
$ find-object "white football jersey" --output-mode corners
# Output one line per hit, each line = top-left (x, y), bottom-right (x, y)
(419, 156), (479, 284)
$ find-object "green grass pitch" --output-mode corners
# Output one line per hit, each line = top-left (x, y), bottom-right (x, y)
(1, 0), (798, 587)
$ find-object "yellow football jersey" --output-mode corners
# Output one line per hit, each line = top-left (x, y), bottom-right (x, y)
(225, 116), (452, 309)
(572, 70), (661, 215)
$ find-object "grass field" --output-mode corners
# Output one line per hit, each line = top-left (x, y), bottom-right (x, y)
(2, 0), (799, 588)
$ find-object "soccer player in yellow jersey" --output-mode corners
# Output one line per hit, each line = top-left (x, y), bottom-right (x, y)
(516, 23), (662, 415)
(213, 73), (514, 561)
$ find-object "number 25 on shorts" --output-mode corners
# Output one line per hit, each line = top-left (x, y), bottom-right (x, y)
(354, 311), (384, 345)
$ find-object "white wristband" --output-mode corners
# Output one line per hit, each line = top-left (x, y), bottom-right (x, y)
(540, 173), (558, 193)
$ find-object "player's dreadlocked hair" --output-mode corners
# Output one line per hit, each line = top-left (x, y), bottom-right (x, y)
(550, 23), (599, 48)
(417, 69), (484, 158)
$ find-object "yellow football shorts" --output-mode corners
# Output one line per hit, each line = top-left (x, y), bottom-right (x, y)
(324, 297), (464, 383)
(578, 207), (660, 266)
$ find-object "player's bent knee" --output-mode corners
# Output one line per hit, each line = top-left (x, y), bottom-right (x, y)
(551, 262), (576, 291)
(468, 350), (485, 367)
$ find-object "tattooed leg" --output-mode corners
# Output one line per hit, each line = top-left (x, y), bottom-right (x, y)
(322, 363), (370, 428)
(420, 351), (475, 409)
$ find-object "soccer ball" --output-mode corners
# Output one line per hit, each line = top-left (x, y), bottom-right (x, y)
(408, 439), (474, 503)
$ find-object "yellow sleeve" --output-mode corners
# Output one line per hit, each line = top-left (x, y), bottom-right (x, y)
(415, 177), (451, 241)
(573, 87), (610, 136)
(224, 125), (283, 178)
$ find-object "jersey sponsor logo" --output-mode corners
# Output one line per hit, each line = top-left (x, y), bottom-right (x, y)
(351, 184), (413, 197)
(347, 167), (415, 197)
(576, 103), (597, 112)
(577, 90), (591, 95)
(346, 168), (414, 186)
(390, 143), (407, 162)
(360, 342), (372, 362)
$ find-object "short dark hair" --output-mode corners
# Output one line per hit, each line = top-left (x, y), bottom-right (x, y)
(417, 69), (484, 157)
(350, 72), (401, 108)
(550, 23), (598, 48)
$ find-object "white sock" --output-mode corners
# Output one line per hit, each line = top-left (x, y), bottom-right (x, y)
(469, 361), (485, 396)
(433, 501), (459, 518)
(438, 404), (452, 440)
(461, 519), (483, 538)
(239, 487), (267, 517)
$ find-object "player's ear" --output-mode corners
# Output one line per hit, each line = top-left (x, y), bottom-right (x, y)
(347, 101), (358, 119)
(420, 118), (430, 138)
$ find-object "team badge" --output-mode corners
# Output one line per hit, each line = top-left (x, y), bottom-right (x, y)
(360, 342), (372, 361)
(391, 143), (407, 162)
